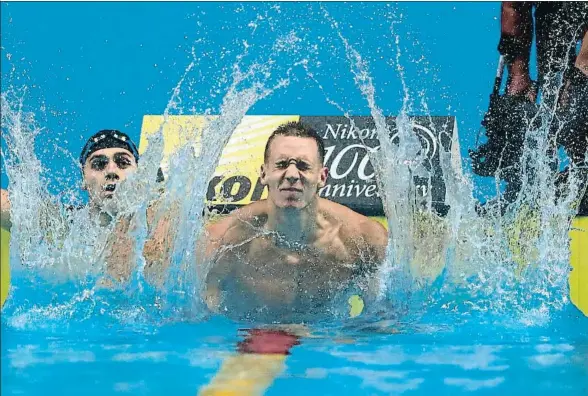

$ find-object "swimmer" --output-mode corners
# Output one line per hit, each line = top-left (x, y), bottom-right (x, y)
(1, 129), (141, 229)
(199, 121), (389, 322)
(0, 129), (156, 282)
(78, 129), (142, 220)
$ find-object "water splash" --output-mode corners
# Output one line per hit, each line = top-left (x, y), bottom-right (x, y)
(320, 8), (435, 312)
(1, 4), (585, 329)
(2, 90), (58, 268)
(160, 73), (291, 316)
(1, 9), (310, 320)
(321, 9), (586, 325)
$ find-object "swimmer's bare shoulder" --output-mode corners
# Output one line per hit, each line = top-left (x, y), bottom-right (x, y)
(319, 198), (388, 264)
(199, 200), (269, 311)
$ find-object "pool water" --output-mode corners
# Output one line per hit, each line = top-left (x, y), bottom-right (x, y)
(2, 2), (588, 395)
(2, 278), (587, 396)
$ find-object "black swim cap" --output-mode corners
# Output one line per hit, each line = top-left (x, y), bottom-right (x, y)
(79, 129), (140, 166)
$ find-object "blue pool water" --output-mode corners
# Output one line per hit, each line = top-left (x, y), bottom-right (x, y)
(2, 308), (587, 395)
(2, 2), (588, 395)
(2, 276), (587, 395)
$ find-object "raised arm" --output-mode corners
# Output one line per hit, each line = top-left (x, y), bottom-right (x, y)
(141, 201), (179, 287)
(196, 216), (239, 312)
(362, 218), (389, 266)
(196, 203), (265, 312)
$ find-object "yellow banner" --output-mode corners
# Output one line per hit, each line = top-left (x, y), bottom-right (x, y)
(140, 115), (300, 204)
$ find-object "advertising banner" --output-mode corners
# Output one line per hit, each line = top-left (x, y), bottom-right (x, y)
(139, 115), (461, 217)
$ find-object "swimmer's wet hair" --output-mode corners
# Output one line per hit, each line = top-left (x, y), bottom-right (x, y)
(264, 121), (325, 164)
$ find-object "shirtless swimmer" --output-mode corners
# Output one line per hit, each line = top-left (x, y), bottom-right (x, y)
(200, 121), (388, 322)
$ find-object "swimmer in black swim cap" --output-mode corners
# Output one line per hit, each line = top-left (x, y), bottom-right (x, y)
(79, 129), (140, 207)
(79, 129), (165, 210)
(2, 129), (142, 231)
(1, 127), (169, 284)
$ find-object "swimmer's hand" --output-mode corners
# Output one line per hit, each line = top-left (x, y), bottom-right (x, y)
(1, 189), (12, 231)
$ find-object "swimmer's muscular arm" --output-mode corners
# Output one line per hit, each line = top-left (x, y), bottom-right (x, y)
(199, 217), (240, 312)
(141, 200), (180, 287)
(101, 197), (178, 286)
(102, 215), (136, 283)
(346, 215), (388, 276)
(198, 201), (267, 311)
(327, 200), (388, 272)
(359, 218), (388, 266)
(335, 212), (388, 309)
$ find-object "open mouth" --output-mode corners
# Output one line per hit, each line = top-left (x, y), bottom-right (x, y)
(103, 184), (117, 193)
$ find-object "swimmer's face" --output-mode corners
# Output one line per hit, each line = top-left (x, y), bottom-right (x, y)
(82, 147), (137, 205)
(261, 136), (328, 209)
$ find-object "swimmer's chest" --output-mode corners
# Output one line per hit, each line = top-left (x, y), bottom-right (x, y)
(246, 236), (354, 271)
(227, 238), (358, 303)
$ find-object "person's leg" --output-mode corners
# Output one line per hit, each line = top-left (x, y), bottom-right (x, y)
(558, 31), (588, 215)
(470, 2), (535, 179)
(557, 30), (588, 166)
(536, 3), (587, 93)
(576, 29), (588, 77)
(534, 3), (587, 209)
(500, 2), (535, 100)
